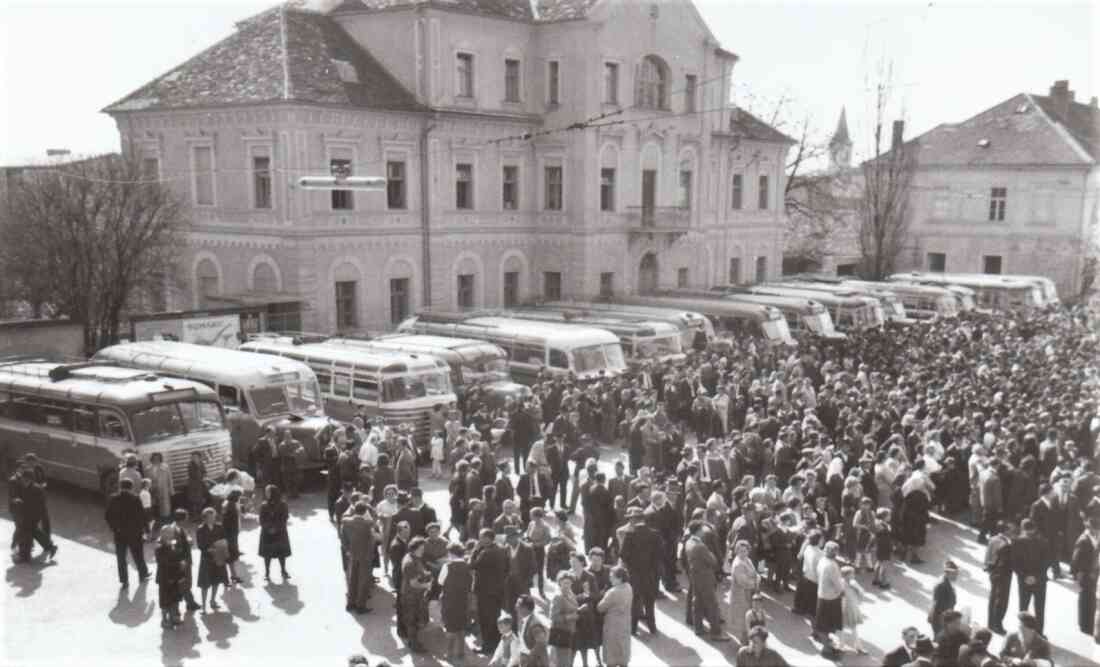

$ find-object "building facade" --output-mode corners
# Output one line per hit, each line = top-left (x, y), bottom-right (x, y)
(105, 0), (792, 333)
(899, 80), (1100, 297)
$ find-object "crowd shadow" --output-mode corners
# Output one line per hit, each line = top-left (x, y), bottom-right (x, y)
(642, 628), (706, 666)
(5, 558), (56, 598)
(264, 581), (305, 615)
(199, 608), (240, 650)
(159, 612), (202, 667)
(108, 582), (156, 627)
(222, 585), (261, 622)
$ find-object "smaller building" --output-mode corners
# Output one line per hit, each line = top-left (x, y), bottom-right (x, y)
(900, 80), (1100, 297)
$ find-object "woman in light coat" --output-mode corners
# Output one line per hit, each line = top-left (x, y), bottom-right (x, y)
(596, 566), (633, 667)
(148, 452), (174, 526)
(728, 539), (761, 645)
(549, 571), (579, 667)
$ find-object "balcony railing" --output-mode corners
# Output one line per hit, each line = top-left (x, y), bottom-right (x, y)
(624, 206), (691, 230)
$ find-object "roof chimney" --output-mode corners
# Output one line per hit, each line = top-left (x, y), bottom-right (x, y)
(1049, 80), (1075, 119)
(891, 120), (905, 151)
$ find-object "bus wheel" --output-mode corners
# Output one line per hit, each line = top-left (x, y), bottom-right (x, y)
(99, 468), (119, 502)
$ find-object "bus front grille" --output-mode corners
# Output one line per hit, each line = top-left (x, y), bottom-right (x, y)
(384, 407), (431, 447)
(166, 440), (231, 489)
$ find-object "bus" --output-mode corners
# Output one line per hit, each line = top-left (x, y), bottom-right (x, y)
(889, 272), (1042, 310)
(544, 301), (715, 350)
(0, 358), (232, 497)
(768, 281), (901, 326)
(741, 285), (882, 331)
(237, 339), (455, 447)
(1006, 275), (1059, 306)
(612, 293), (796, 347)
(717, 292), (845, 339)
(503, 307), (686, 366)
(324, 334), (530, 408)
(93, 341), (335, 469)
(839, 280), (957, 320)
(396, 312), (627, 384)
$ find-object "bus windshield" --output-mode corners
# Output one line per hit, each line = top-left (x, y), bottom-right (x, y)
(131, 400), (224, 444)
(761, 318), (790, 343)
(938, 297), (958, 317)
(807, 312), (833, 335)
(382, 369), (452, 403)
(635, 334), (682, 359)
(572, 344), (627, 374)
(461, 356), (510, 385)
(250, 381), (322, 418)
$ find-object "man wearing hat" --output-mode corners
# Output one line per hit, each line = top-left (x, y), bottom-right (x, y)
(503, 525), (535, 624)
(735, 626), (790, 667)
(471, 528), (509, 655)
(619, 506), (661, 636)
(933, 609), (970, 667)
(928, 560), (959, 636)
(883, 626), (921, 667)
(1011, 518), (1051, 635)
(1071, 516), (1100, 635)
(684, 519), (729, 642)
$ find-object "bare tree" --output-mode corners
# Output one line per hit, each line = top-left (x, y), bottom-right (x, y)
(858, 64), (917, 280)
(0, 155), (187, 352)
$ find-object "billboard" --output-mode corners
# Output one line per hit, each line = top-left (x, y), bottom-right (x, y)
(133, 314), (240, 348)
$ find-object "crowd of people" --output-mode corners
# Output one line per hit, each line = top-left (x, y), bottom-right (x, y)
(7, 303), (1100, 667)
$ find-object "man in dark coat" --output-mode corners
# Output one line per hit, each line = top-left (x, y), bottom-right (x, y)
(502, 526), (536, 621)
(684, 520), (729, 641)
(544, 436), (567, 510)
(464, 459), (484, 503)
(1070, 516), (1100, 635)
(105, 478), (149, 588)
(928, 560), (958, 636)
(392, 492), (424, 538)
(472, 528), (509, 655)
(1029, 483), (1063, 579)
(586, 473), (615, 554)
(510, 405), (537, 474)
(1011, 518), (1051, 634)
(984, 520), (1014, 634)
(882, 626), (921, 667)
(13, 469), (57, 561)
(619, 507), (662, 635)
(932, 610), (969, 667)
(516, 461), (551, 524)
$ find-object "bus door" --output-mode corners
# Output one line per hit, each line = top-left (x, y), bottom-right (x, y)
(325, 366), (357, 422)
(93, 407), (133, 493)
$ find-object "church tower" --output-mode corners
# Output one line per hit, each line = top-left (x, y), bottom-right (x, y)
(828, 107), (852, 171)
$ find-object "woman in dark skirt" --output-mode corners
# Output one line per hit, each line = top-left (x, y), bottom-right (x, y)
(221, 490), (243, 585)
(792, 530), (823, 616)
(155, 525), (184, 628)
(258, 484), (292, 581)
(568, 554), (603, 667)
(196, 507), (229, 612)
(449, 461), (469, 541)
(899, 480), (930, 564)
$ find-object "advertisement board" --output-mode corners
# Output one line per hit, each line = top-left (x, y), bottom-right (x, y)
(133, 314), (240, 348)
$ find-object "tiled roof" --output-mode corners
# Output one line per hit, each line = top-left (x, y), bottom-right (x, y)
(1031, 94), (1100, 162)
(727, 107), (796, 144)
(104, 5), (422, 113)
(905, 93), (1097, 167)
(332, 0), (601, 22)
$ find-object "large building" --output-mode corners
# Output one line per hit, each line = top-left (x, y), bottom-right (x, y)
(103, 0), (793, 333)
(900, 80), (1100, 296)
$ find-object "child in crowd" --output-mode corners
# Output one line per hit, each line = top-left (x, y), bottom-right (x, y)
(139, 478), (155, 541)
(872, 508), (893, 589)
(745, 592), (768, 635)
(851, 496), (877, 572)
(840, 566), (867, 654)
(430, 431), (446, 479)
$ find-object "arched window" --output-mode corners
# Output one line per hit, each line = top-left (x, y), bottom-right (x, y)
(253, 263), (278, 293)
(637, 56), (668, 110)
(195, 258), (220, 308)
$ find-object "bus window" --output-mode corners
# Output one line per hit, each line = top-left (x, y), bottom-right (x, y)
(549, 349), (569, 369)
(218, 385), (244, 411)
(332, 372), (352, 398)
(513, 342), (545, 366)
(99, 410), (131, 441)
(41, 400), (72, 429)
(11, 395), (44, 424)
(383, 378), (408, 403)
(178, 401), (224, 433)
(131, 404), (184, 443)
(352, 377), (378, 402)
(315, 369), (332, 394)
(73, 406), (97, 436)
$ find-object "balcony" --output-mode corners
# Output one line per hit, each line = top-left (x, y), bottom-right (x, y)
(624, 206), (691, 245)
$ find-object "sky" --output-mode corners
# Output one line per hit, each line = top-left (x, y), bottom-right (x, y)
(0, 0), (1096, 166)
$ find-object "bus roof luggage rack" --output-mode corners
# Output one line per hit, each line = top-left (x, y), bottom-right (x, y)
(414, 311), (499, 327)
(46, 362), (158, 384)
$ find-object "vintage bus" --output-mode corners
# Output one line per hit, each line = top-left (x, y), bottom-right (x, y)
(718, 292), (845, 340)
(503, 308), (685, 366)
(839, 280), (958, 320)
(778, 278), (914, 325)
(889, 272), (1042, 310)
(612, 293), (796, 347)
(743, 285), (882, 331)
(396, 312), (627, 384)
(0, 358), (232, 497)
(544, 301), (716, 350)
(237, 339), (455, 447)
(93, 341), (335, 469)
(324, 334), (530, 408)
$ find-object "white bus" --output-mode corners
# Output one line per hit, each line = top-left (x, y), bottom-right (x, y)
(839, 280), (958, 320)
(324, 334), (530, 408)
(0, 358), (231, 497)
(397, 312), (627, 384)
(889, 272), (1042, 310)
(504, 308), (685, 366)
(778, 279), (914, 326)
(544, 300), (716, 350)
(744, 285), (883, 331)
(93, 341), (335, 469)
(612, 294), (796, 347)
(238, 339), (455, 447)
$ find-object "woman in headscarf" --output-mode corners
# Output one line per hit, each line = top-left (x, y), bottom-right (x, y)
(728, 539), (761, 645)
